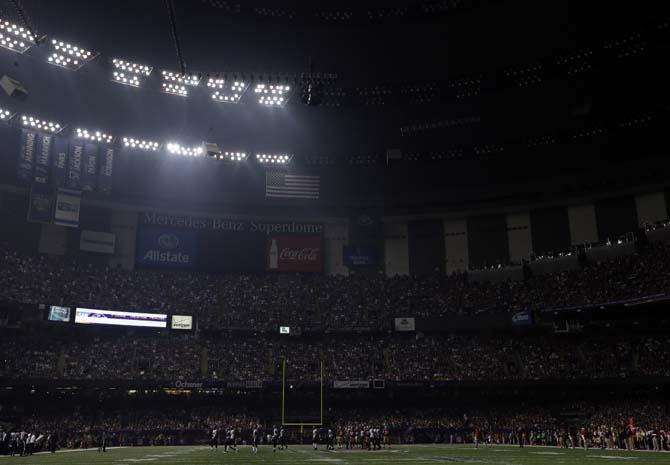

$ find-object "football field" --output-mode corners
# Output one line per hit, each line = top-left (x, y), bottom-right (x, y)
(3, 445), (670, 465)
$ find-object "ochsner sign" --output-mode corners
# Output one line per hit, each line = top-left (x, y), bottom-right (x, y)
(268, 235), (323, 272)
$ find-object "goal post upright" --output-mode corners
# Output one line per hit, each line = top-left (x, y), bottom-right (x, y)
(281, 358), (324, 428)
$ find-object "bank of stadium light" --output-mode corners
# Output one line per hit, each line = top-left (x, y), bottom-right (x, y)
(216, 151), (247, 161)
(47, 39), (97, 70)
(166, 142), (203, 157)
(160, 71), (200, 97)
(112, 58), (152, 87)
(0, 19), (35, 53)
(122, 137), (160, 151)
(74, 127), (114, 144)
(21, 114), (64, 134)
(254, 84), (290, 107)
(162, 82), (188, 96)
(256, 153), (291, 164)
(0, 107), (16, 122)
(207, 78), (248, 104)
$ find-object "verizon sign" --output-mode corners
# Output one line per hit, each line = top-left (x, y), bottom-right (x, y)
(268, 235), (323, 272)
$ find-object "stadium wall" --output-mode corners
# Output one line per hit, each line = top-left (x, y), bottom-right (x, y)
(324, 221), (349, 276)
(505, 212), (532, 264)
(443, 219), (468, 274)
(595, 196), (638, 241)
(567, 204), (598, 245)
(635, 192), (667, 226)
(529, 207), (571, 256)
(384, 221), (409, 276)
(408, 219), (445, 275)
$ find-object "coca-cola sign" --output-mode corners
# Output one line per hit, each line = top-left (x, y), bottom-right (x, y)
(268, 235), (323, 272)
(280, 247), (319, 261)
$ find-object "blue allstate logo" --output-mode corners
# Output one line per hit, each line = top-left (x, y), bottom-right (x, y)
(158, 233), (179, 250)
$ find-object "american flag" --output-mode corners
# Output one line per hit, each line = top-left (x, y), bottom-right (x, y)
(265, 172), (320, 199)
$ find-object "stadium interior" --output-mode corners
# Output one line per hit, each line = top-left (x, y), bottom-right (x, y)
(1, 0), (670, 463)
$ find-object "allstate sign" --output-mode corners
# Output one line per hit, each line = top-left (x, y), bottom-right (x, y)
(137, 226), (196, 267)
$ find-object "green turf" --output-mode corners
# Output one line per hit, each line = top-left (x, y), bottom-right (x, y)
(3, 444), (670, 465)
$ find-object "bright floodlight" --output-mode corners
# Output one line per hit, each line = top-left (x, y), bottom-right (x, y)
(112, 59), (152, 87)
(161, 82), (188, 97)
(161, 71), (200, 86)
(166, 142), (203, 157)
(254, 84), (290, 107)
(113, 72), (140, 87)
(207, 78), (248, 104)
(122, 137), (160, 151)
(0, 107), (15, 121)
(217, 151), (247, 161)
(47, 39), (97, 70)
(256, 153), (291, 164)
(21, 115), (64, 133)
(0, 20), (35, 53)
(75, 127), (113, 144)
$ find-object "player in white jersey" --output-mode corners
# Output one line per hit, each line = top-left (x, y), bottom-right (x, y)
(252, 425), (261, 454)
(312, 427), (319, 450)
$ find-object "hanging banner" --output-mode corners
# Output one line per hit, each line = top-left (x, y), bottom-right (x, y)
(17, 128), (38, 183)
(53, 188), (81, 227)
(26, 183), (53, 224)
(97, 146), (114, 194)
(33, 133), (53, 185)
(343, 245), (379, 267)
(267, 234), (323, 272)
(66, 141), (85, 189)
(80, 142), (98, 192)
(51, 136), (69, 188)
(80, 230), (116, 254)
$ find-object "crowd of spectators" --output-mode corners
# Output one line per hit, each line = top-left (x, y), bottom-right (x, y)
(4, 402), (670, 451)
(1, 331), (670, 383)
(1, 242), (670, 330)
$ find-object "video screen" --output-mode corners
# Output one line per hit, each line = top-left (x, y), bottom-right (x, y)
(75, 308), (167, 328)
(171, 315), (193, 330)
(48, 306), (71, 322)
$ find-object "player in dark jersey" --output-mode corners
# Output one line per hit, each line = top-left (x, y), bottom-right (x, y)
(272, 425), (279, 452)
(224, 427), (237, 453)
(312, 427), (319, 450)
(279, 427), (288, 450)
(327, 428), (335, 451)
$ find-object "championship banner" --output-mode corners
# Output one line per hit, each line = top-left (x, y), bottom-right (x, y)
(33, 133), (53, 185)
(343, 245), (379, 267)
(394, 317), (416, 332)
(80, 142), (98, 192)
(137, 226), (197, 268)
(26, 183), (53, 224)
(51, 136), (69, 188)
(267, 234), (323, 272)
(66, 141), (85, 189)
(97, 146), (114, 194)
(53, 188), (81, 227)
(17, 128), (38, 183)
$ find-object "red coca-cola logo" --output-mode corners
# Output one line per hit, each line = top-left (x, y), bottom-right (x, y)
(279, 247), (319, 261)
